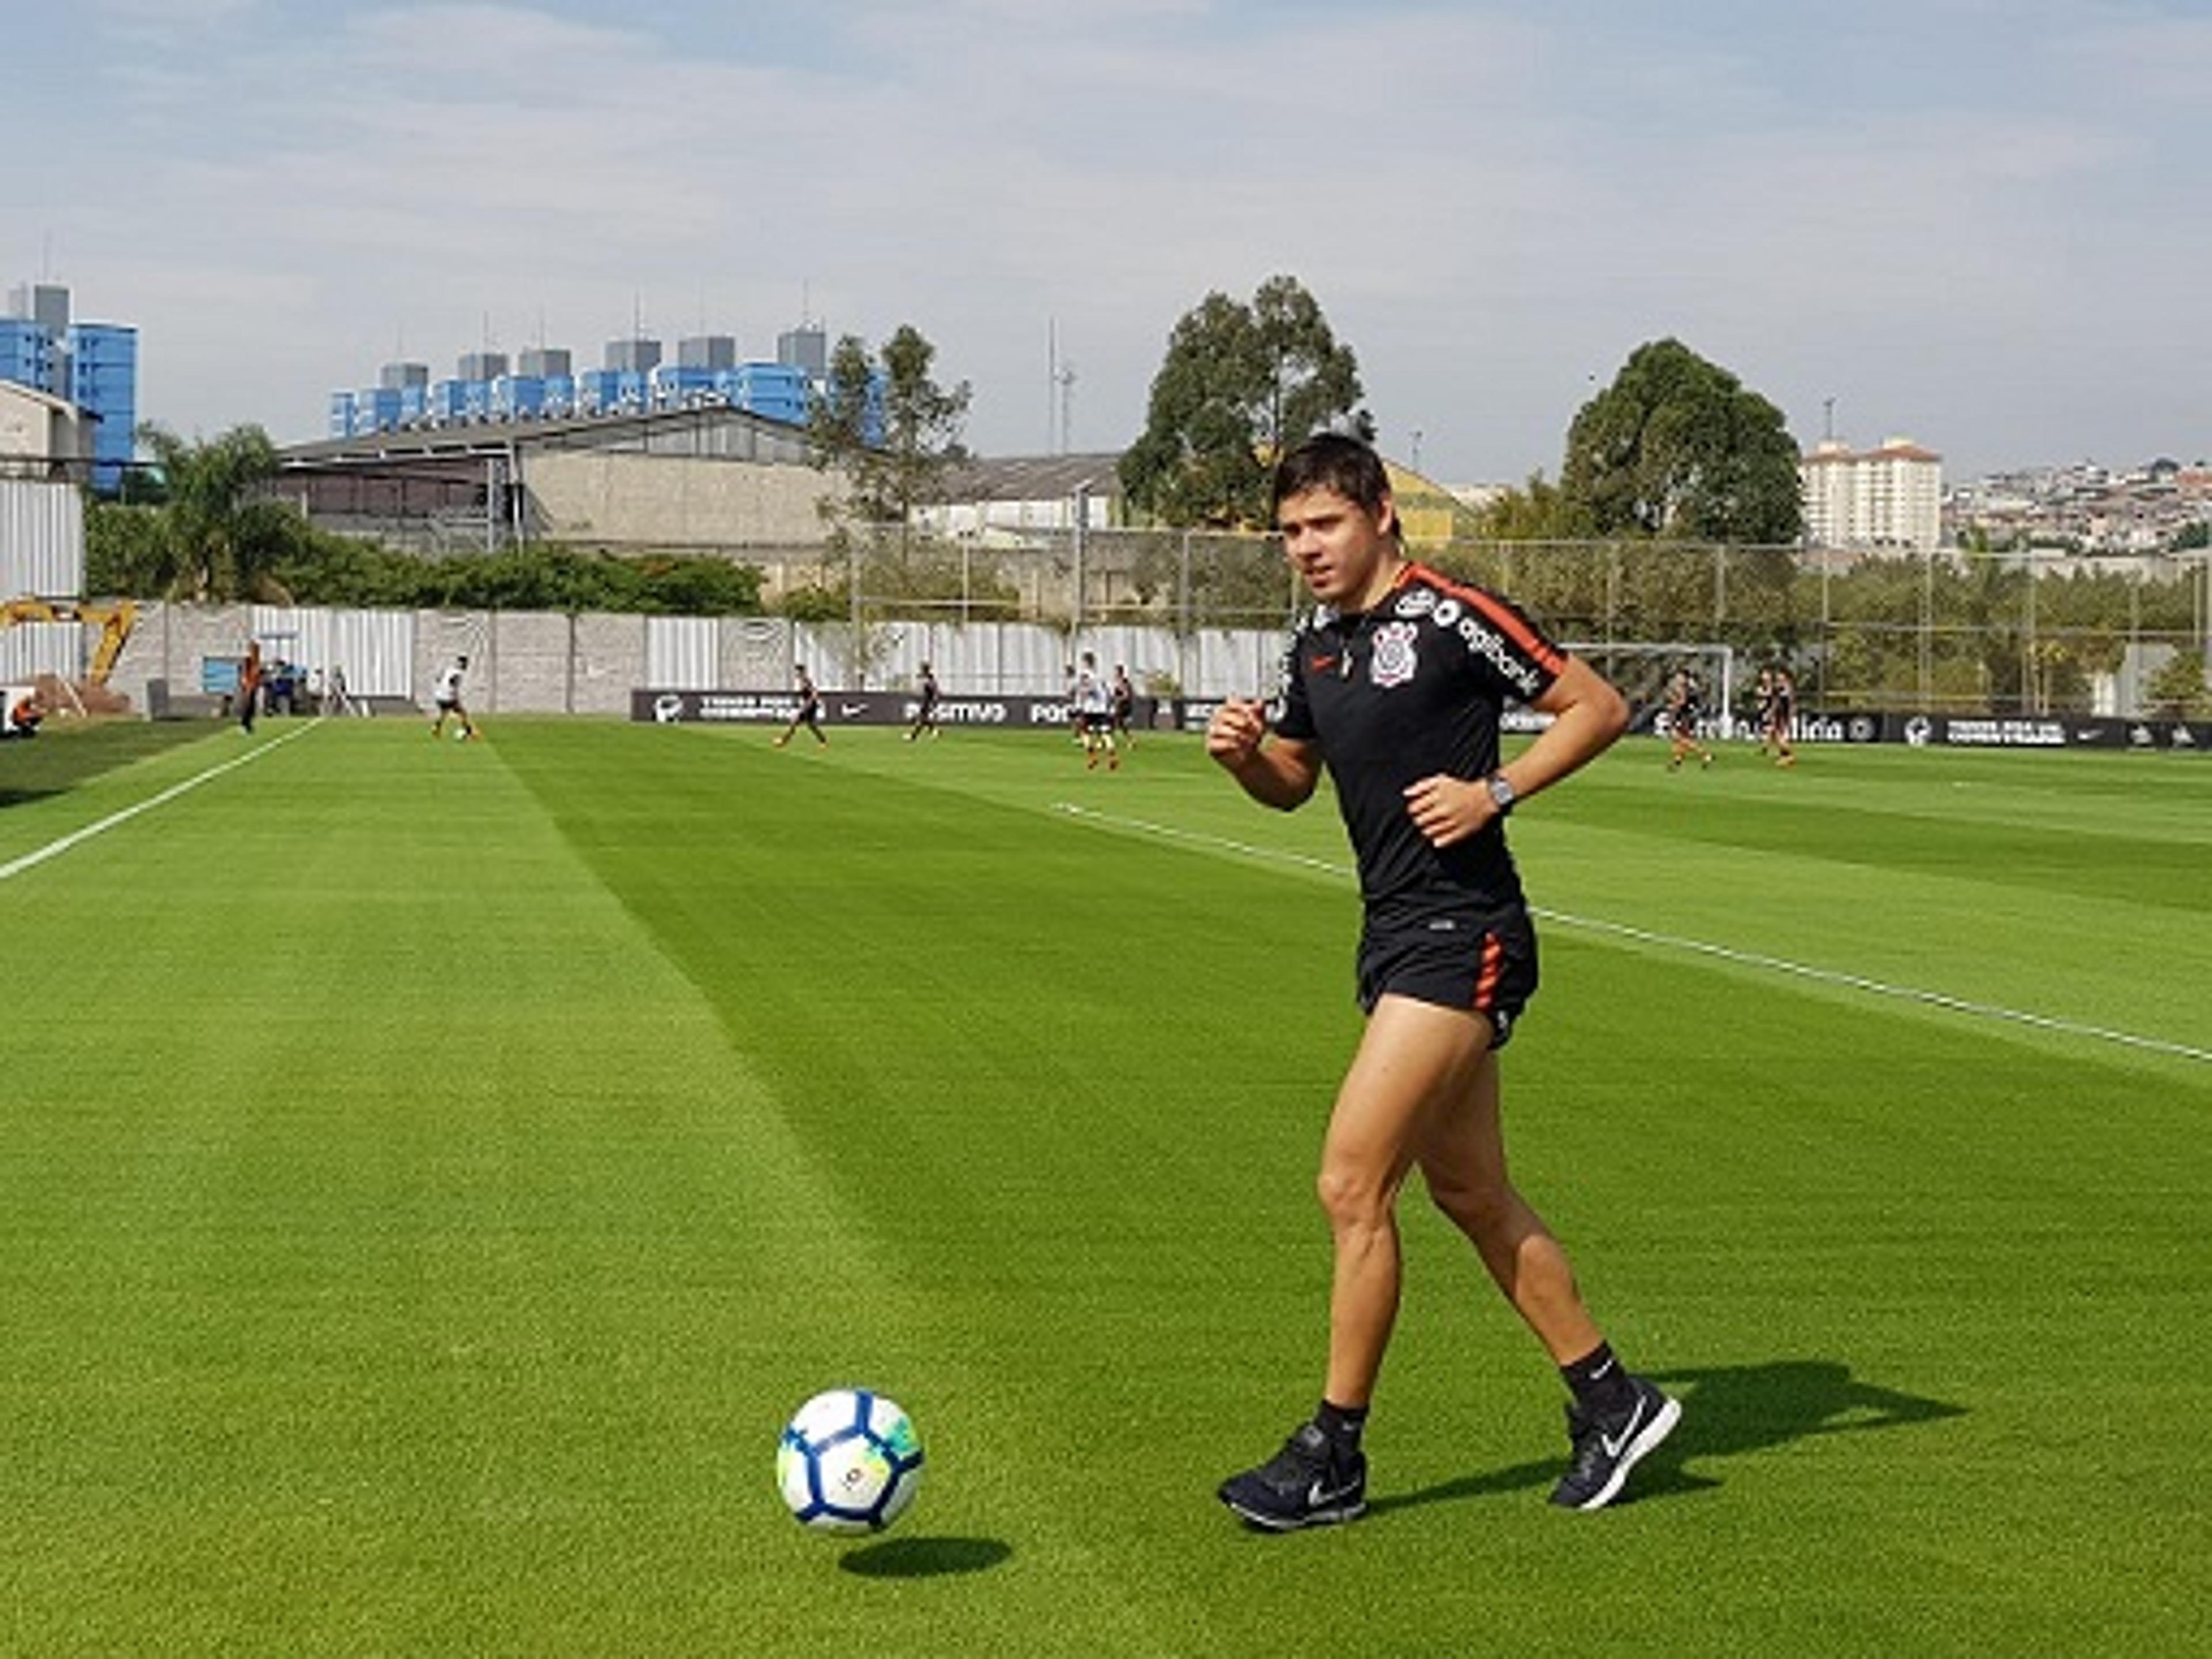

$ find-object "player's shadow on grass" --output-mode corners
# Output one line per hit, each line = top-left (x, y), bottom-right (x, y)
(838, 1536), (1013, 1579)
(1370, 1358), (1965, 1517)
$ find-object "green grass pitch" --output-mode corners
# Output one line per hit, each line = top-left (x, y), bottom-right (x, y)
(2, 717), (2207, 1656)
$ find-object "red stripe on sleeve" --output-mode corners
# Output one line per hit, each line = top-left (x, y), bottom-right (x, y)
(1411, 563), (1566, 675)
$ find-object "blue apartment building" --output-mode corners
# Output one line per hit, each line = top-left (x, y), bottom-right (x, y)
(0, 283), (137, 494)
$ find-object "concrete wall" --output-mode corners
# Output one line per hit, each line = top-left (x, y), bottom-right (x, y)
(524, 450), (830, 553)
(96, 602), (1281, 716)
(103, 603), (698, 719)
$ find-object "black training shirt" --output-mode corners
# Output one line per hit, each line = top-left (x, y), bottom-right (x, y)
(1274, 562), (1565, 916)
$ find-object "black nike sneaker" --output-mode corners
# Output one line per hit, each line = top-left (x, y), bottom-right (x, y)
(1218, 1421), (1368, 1531)
(1549, 1376), (1681, 1511)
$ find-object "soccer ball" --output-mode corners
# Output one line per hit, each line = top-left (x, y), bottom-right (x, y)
(777, 1388), (924, 1533)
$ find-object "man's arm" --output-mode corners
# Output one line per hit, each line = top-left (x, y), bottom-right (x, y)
(1400, 656), (1630, 847)
(1206, 696), (1321, 810)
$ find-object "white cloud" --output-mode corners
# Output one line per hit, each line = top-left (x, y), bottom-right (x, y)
(10, 1), (2209, 476)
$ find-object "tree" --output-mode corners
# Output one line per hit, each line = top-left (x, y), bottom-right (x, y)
(1122, 275), (1369, 529)
(802, 324), (971, 685)
(1560, 340), (1802, 544)
(805, 324), (972, 547)
(1469, 471), (1580, 540)
(104, 423), (306, 600)
(2146, 649), (2210, 717)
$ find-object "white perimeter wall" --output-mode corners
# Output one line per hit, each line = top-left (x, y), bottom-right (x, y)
(100, 603), (1290, 716)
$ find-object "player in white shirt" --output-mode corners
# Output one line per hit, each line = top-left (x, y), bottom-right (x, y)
(1074, 650), (1118, 771)
(430, 655), (478, 741)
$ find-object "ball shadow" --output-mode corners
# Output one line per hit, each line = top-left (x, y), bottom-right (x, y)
(838, 1535), (1013, 1579)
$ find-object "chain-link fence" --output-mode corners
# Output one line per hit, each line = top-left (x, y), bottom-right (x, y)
(837, 527), (2212, 718)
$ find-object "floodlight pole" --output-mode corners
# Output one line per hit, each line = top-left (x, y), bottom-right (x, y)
(1071, 480), (1093, 640)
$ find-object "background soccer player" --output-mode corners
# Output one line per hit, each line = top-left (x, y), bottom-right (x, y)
(906, 662), (941, 741)
(1767, 664), (1798, 767)
(1110, 662), (1138, 748)
(430, 654), (477, 741)
(774, 664), (827, 747)
(1074, 651), (1118, 770)
(1664, 666), (1713, 770)
(1205, 434), (1679, 1531)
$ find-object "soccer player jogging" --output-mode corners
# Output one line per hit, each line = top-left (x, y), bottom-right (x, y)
(430, 654), (478, 741)
(1110, 663), (1138, 748)
(1664, 666), (1713, 770)
(1766, 665), (1798, 767)
(774, 664), (827, 747)
(1206, 434), (1679, 1531)
(1074, 650), (1118, 770)
(906, 662), (942, 741)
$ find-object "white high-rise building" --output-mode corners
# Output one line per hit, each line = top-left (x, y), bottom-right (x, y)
(1800, 437), (1944, 550)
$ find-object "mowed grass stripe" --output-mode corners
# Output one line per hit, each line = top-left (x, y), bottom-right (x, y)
(0, 722), (1111, 1655)
(995, 733), (2211, 1062)
(6, 718), (2207, 1654)
(0, 717), (222, 815)
(1052, 797), (2212, 1068)
(503, 721), (1266, 1656)
(502, 724), (2209, 1654)
(0, 721), (271, 869)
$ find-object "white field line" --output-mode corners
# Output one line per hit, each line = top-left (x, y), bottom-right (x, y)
(1053, 801), (2212, 1067)
(1, 721), (321, 884)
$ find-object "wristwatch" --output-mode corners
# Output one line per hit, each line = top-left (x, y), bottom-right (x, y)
(1485, 771), (1517, 817)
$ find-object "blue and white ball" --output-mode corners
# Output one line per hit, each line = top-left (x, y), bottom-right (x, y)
(777, 1388), (924, 1533)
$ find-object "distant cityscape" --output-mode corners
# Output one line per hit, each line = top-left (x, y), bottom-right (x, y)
(1944, 458), (2211, 557)
(5, 274), (2210, 558)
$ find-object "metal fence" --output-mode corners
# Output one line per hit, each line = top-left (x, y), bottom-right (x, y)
(838, 527), (2212, 718)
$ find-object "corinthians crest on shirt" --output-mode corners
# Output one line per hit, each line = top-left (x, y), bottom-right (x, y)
(1370, 620), (1419, 688)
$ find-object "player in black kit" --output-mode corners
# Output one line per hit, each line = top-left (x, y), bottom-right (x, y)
(1665, 667), (1713, 770)
(1765, 664), (1797, 767)
(1207, 434), (1679, 1531)
(906, 662), (942, 741)
(773, 664), (827, 747)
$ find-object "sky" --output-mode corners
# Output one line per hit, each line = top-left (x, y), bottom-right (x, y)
(5, 0), (2210, 483)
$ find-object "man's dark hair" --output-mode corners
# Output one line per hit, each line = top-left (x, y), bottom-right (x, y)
(1271, 433), (1396, 534)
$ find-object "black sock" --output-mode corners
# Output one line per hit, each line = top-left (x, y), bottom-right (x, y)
(1315, 1399), (1368, 1453)
(1560, 1342), (1637, 1417)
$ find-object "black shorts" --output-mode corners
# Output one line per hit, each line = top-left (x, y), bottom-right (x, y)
(1355, 906), (1539, 1048)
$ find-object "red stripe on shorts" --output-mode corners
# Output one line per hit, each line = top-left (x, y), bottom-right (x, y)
(1472, 931), (1503, 1013)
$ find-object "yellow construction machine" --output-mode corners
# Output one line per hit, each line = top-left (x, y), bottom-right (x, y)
(0, 597), (138, 685)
